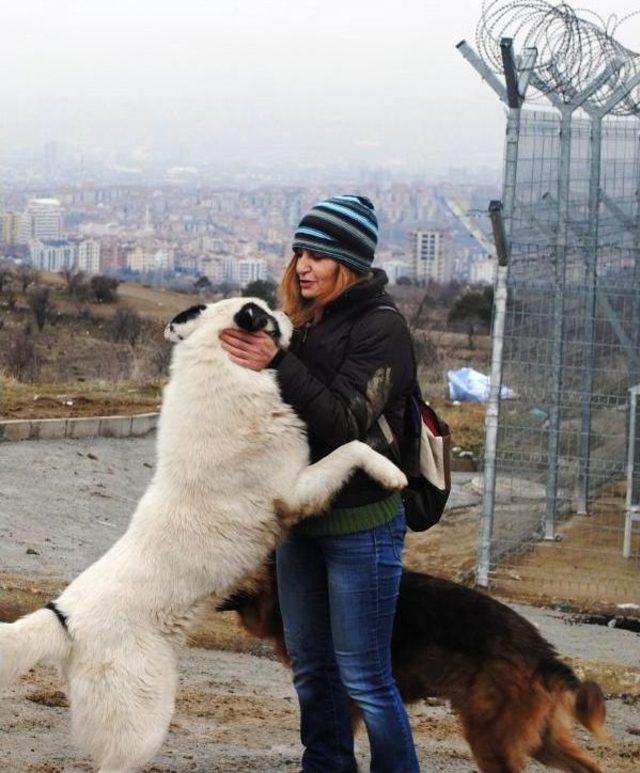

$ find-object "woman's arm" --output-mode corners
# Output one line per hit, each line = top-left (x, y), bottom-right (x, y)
(272, 313), (413, 450)
(219, 330), (278, 371)
(220, 312), (414, 450)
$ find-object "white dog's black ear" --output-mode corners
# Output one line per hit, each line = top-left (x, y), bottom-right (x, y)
(170, 305), (206, 326)
(165, 304), (206, 342)
(234, 302), (272, 333)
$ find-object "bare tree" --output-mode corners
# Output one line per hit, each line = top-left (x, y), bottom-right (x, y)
(4, 283), (18, 310)
(148, 342), (172, 377)
(60, 267), (74, 293)
(61, 268), (90, 301)
(17, 265), (39, 293)
(27, 285), (54, 331)
(3, 328), (40, 381)
(99, 346), (133, 382)
(111, 308), (143, 347)
(411, 329), (441, 371)
(0, 264), (13, 296)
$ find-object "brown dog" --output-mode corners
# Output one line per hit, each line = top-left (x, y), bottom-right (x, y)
(219, 562), (607, 773)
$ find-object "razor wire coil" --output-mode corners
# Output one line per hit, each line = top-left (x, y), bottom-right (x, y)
(476, 1), (640, 114)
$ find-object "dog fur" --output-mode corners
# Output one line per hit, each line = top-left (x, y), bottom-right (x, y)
(0, 298), (407, 772)
(221, 562), (608, 773)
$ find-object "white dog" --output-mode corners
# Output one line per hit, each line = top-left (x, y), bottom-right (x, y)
(0, 297), (407, 772)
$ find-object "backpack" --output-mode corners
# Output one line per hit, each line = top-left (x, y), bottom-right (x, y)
(370, 304), (452, 531)
(378, 383), (451, 531)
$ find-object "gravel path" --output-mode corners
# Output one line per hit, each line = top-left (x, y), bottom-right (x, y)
(1, 436), (157, 579)
(0, 436), (481, 581)
(1, 436), (638, 771)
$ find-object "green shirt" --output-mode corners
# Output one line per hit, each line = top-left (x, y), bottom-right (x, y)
(295, 492), (402, 537)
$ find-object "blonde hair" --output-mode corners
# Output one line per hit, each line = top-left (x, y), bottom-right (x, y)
(279, 254), (364, 328)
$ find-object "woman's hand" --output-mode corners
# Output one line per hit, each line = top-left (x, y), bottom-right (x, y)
(219, 329), (279, 371)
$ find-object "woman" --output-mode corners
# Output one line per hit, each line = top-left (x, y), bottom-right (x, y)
(220, 195), (419, 772)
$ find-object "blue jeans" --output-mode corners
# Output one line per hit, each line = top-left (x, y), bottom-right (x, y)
(276, 508), (420, 773)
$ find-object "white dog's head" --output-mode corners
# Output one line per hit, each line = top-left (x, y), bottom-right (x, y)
(164, 298), (293, 350)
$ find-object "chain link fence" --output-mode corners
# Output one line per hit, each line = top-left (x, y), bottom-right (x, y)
(483, 110), (640, 607)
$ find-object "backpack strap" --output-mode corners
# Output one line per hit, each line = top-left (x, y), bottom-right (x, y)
(369, 305), (419, 380)
(377, 413), (400, 461)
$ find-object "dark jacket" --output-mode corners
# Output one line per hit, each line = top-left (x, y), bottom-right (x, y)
(272, 269), (416, 509)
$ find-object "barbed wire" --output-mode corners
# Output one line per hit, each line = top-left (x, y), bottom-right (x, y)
(476, 1), (640, 114)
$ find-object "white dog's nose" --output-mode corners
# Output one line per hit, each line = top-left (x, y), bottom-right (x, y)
(164, 323), (178, 342)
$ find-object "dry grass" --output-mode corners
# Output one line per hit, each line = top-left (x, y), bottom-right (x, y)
(1, 378), (162, 419)
(489, 481), (640, 613)
(115, 282), (201, 319)
(4, 572), (638, 703)
(1, 273), (490, 457)
(34, 271), (194, 321)
(570, 659), (640, 699)
(404, 507), (479, 584)
(432, 398), (486, 458)
(0, 273), (177, 417)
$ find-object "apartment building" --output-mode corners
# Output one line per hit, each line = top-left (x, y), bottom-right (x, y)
(411, 229), (450, 283)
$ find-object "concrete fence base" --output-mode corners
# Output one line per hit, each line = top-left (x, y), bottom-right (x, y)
(0, 413), (159, 442)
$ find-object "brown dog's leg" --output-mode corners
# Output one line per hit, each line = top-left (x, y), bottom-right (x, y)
(461, 730), (526, 773)
(534, 729), (602, 773)
(458, 718), (527, 773)
(453, 665), (538, 773)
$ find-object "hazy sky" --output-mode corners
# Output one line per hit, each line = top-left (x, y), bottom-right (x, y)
(2, 0), (640, 173)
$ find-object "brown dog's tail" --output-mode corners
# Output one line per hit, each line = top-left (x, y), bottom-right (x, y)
(574, 680), (608, 740)
(539, 657), (608, 740)
(529, 660), (610, 772)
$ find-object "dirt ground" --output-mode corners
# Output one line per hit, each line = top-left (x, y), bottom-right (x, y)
(3, 651), (638, 773)
(1, 436), (639, 772)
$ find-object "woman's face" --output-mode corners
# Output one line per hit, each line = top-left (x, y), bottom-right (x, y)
(295, 250), (340, 301)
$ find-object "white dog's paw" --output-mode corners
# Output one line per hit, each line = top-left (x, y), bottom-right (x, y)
(362, 452), (408, 491)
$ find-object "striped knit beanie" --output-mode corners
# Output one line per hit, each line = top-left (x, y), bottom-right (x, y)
(292, 194), (378, 274)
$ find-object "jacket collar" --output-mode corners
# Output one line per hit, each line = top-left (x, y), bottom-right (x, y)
(322, 268), (389, 316)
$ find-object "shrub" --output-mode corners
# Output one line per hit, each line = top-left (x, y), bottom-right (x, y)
(27, 285), (54, 331)
(111, 308), (143, 347)
(448, 287), (494, 349)
(18, 265), (39, 293)
(412, 330), (441, 370)
(0, 264), (14, 295)
(90, 275), (120, 303)
(242, 279), (278, 308)
(148, 343), (172, 377)
(2, 283), (18, 310)
(3, 328), (40, 381)
(61, 269), (91, 302)
(98, 347), (133, 382)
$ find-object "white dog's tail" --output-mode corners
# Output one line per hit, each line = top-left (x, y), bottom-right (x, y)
(0, 606), (71, 688)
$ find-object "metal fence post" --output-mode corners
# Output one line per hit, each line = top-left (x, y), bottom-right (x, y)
(624, 385), (640, 558)
(544, 105), (571, 540)
(478, 203), (510, 585)
(476, 38), (531, 586)
(574, 114), (601, 516)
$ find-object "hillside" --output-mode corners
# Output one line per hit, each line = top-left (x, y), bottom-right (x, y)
(0, 272), (193, 418)
(0, 272), (489, 459)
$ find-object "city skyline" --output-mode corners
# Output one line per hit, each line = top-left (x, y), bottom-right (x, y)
(1, 181), (497, 289)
